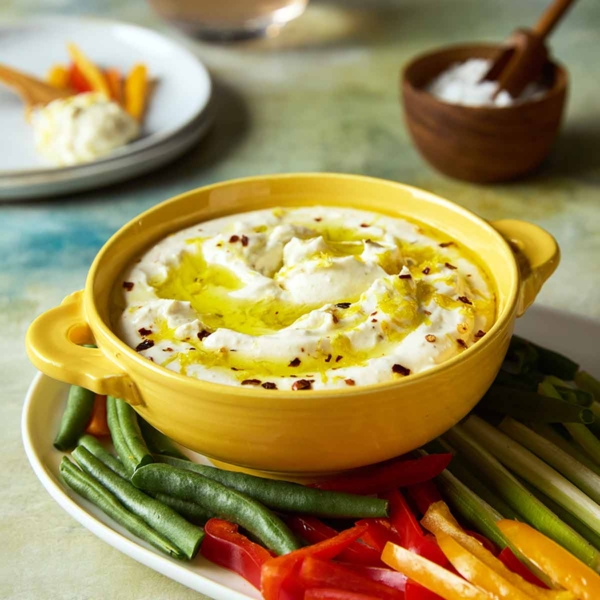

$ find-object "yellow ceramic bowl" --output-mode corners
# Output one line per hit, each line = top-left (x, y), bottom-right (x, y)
(26, 174), (559, 476)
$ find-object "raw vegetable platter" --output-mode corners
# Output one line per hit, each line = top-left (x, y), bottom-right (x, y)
(22, 306), (600, 599)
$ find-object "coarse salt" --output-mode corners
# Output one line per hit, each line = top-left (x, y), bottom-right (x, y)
(426, 58), (546, 107)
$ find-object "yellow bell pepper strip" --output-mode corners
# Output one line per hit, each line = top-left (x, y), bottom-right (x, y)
(498, 520), (600, 600)
(105, 68), (122, 105)
(381, 542), (492, 600)
(67, 43), (110, 97)
(421, 502), (573, 600)
(435, 532), (536, 600)
(47, 64), (70, 89)
(124, 64), (148, 122)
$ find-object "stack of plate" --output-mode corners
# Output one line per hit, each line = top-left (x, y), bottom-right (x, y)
(0, 18), (213, 200)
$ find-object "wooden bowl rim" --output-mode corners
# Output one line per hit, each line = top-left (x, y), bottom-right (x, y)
(401, 42), (568, 113)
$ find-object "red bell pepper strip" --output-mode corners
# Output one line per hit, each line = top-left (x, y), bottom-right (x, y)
(405, 580), (443, 600)
(200, 518), (273, 589)
(310, 454), (452, 495)
(288, 517), (383, 567)
(304, 588), (383, 600)
(385, 491), (448, 567)
(68, 62), (93, 93)
(464, 530), (499, 556)
(261, 525), (368, 600)
(497, 547), (548, 589)
(406, 481), (442, 516)
(336, 563), (407, 592)
(354, 518), (401, 553)
(298, 558), (404, 600)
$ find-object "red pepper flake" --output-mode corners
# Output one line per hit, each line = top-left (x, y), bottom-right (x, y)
(149, 357), (154, 362)
(439, 242), (455, 248)
(399, 274), (412, 280)
(229, 235), (240, 243)
(135, 339), (154, 352)
(163, 347), (173, 352)
(445, 262), (457, 270)
(345, 379), (356, 386)
(262, 382), (277, 390)
(325, 354), (332, 363)
(314, 217), (322, 222)
(122, 281), (134, 291)
(241, 379), (261, 386)
(288, 357), (301, 367)
(458, 296), (472, 305)
(292, 379), (313, 391)
(360, 223), (370, 228)
(371, 318), (378, 323)
(197, 330), (212, 341)
(422, 267), (431, 275)
(216, 242), (223, 247)
(336, 302), (351, 309)
(371, 311), (378, 316)
(424, 310), (432, 315)
(335, 355), (342, 363)
(475, 330), (486, 338)
(331, 313), (339, 324)
(457, 339), (468, 349)
(241, 235), (249, 247)
(392, 364), (411, 376)
(231, 367), (240, 371)
(138, 327), (152, 336)
(426, 334), (437, 343)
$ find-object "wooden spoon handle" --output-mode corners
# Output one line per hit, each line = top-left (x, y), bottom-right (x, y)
(534, 0), (577, 40)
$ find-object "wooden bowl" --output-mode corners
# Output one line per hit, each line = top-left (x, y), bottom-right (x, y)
(401, 44), (568, 183)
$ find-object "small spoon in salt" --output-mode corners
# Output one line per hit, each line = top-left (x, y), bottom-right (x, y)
(481, 0), (577, 100)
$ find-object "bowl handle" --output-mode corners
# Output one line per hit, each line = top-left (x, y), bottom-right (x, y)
(491, 219), (560, 317)
(26, 290), (142, 405)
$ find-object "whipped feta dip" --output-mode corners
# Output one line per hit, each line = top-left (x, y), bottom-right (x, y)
(115, 207), (496, 391)
(32, 92), (140, 166)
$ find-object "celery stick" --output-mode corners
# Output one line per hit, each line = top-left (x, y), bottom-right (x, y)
(444, 423), (600, 569)
(519, 477), (600, 551)
(565, 423), (600, 467)
(426, 439), (520, 519)
(500, 417), (600, 505)
(576, 371), (600, 399)
(464, 416), (600, 538)
(531, 423), (600, 478)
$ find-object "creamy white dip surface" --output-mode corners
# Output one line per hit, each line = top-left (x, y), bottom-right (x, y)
(116, 207), (496, 391)
(32, 92), (139, 166)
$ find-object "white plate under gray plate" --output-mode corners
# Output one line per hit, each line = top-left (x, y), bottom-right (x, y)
(21, 306), (600, 599)
(0, 17), (213, 200)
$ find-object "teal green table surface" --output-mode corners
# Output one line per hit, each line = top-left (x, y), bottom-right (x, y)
(1, 0), (599, 598)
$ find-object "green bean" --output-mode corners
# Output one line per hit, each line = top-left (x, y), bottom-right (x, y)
(60, 457), (185, 559)
(139, 419), (189, 461)
(154, 455), (389, 519)
(132, 463), (300, 555)
(54, 385), (96, 451)
(480, 385), (595, 424)
(114, 399), (153, 470)
(106, 396), (136, 476)
(72, 447), (203, 559)
(77, 434), (130, 479)
(154, 493), (214, 526)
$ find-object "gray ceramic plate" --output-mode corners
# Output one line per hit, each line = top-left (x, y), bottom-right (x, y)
(0, 17), (213, 200)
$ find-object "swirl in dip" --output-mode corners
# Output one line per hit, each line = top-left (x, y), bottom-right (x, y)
(115, 207), (495, 391)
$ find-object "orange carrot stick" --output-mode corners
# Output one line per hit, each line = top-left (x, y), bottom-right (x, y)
(105, 68), (122, 104)
(85, 394), (110, 437)
(47, 64), (70, 89)
(124, 63), (148, 122)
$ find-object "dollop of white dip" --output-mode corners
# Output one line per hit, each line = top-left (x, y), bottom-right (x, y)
(116, 207), (496, 391)
(32, 92), (140, 166)
(427, 59), (546, 108)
